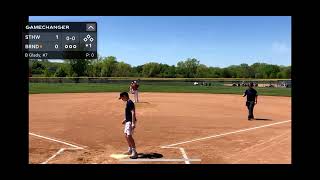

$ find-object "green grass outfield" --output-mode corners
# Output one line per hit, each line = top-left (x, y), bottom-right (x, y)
(29, 77), (291, 81)
(29, 83), (291, 97)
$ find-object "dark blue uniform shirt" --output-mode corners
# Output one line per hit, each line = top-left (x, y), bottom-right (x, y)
(125, 99), (135, 122)
(244, 88), (258, 102)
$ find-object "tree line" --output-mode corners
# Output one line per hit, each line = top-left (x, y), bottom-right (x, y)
(29, 56), (291, 79)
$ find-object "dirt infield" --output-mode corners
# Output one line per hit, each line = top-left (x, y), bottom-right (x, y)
(29, 92), (291, 164)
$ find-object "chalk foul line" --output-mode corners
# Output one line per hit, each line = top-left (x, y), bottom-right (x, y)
(29, 132), (86, 164)
(160, 120), (291, 164)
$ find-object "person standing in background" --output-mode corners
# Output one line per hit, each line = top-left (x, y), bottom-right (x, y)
(131, 80), (139, 103)
(243, 82), (258, 120)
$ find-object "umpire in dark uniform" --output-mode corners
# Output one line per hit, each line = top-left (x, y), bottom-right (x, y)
(243, 82), (258, 120)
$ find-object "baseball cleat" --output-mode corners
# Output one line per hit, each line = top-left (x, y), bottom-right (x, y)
(130, 152), (138, 159)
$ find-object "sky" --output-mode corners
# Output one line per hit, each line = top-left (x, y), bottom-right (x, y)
(29, 16), (291, 67)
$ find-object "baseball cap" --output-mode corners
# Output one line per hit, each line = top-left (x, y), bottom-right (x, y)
(118, 92), (129, 99)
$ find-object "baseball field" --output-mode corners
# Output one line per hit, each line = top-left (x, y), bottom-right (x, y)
(29, 80), (291, 164)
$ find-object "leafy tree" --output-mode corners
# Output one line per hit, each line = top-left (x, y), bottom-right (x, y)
(195, 64), (208, 78)
(208, 67), (223, 78)
(113, 61), (132, 77)
(55, 66), (68, 77)
(44, 68), (53, 77)
(176, 58), (200, 78)
(221, 68), (232, 78)
(100, 56), (118, 77)
(31, 60), (46, 74)
(166, 65), (177, 78)
(66, 59), (90, 77)
(142, 62), (161, 77)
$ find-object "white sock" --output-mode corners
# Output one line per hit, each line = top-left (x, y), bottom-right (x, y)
(128, 147), (132, 152)
(131, 148), (137, 153)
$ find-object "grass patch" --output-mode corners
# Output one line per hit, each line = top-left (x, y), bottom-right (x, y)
(29, 83), (291, 97)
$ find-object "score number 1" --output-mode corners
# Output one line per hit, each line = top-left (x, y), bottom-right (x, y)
(55, 35), (59, 49)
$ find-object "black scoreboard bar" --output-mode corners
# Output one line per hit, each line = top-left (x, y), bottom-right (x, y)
(23, 22), (97, 59)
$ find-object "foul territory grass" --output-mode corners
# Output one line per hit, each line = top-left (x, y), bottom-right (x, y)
(29, 83), (291, 97)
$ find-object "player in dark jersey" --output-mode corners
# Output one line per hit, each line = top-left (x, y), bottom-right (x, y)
(119, 92), (138, 159)
(243, 82), (258, 120)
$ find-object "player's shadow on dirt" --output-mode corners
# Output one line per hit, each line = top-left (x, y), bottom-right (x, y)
(137, 153), (163, 159)
(254, 118), (272, 121)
